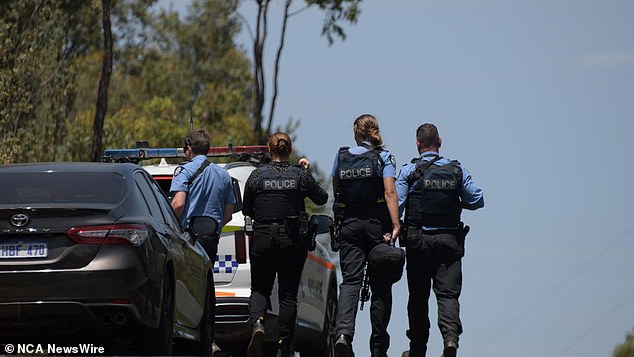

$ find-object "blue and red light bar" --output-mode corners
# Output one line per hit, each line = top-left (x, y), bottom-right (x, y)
(103, 145), (269, 162)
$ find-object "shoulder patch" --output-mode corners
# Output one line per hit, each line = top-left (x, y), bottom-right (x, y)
(173, 166), (184, 177)
(389, 155), (396, 167)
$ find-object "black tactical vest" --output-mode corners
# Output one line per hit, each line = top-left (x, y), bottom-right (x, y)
(253, 164), (304, 222)
(406, 156), (463, 227)
(336, 147), (387, 218)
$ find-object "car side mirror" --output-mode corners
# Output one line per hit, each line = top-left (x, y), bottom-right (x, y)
(189, 216), (219, 239)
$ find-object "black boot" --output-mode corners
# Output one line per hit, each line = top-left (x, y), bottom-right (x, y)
(335, 334), (354, 357)
(371, 347), (387, 357)
(276, 337), (294, 357)
(441, 340), (457, 357)
(247, 317), (265, 357)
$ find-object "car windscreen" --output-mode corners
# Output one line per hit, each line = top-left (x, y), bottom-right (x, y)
(0, 172), (126, 205)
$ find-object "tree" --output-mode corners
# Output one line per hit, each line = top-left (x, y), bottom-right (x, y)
(246, 0), (362, 142)
(62, 0), (255, 160)
(614, 329), (634, 357)
(91, 0), (113, 162)
(0, 1), (100, 163)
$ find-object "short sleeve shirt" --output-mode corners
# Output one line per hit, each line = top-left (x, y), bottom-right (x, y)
(170, 155), (236, 232)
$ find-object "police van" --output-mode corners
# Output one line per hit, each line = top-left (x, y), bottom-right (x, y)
(104, 146), (338, 356)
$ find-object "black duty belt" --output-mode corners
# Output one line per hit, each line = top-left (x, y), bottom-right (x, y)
(407, 227), (459, 236)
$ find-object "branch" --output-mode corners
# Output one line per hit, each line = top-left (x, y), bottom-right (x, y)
(266, 0), (292, 135)
(236, 10), (255, 43)
(288, 4), (309, 18)
(252, 0), (270, 139)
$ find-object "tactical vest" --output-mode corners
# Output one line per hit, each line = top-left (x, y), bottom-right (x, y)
(406, 156), (463, 227)
(336, 147), (386, 218)
(253, 164), (304, 222)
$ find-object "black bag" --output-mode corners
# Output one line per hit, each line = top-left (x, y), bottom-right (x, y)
(367, 242), (405, 284)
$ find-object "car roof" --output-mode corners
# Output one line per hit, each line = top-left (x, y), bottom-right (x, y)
(0, 162), (140, 175)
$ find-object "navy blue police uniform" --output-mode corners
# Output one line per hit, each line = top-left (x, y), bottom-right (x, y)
(332, 142), (397, 357)
(396, 151), (484, 357)
(242, 161), (328, 354)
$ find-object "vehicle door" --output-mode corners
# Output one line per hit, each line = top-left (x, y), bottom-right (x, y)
(135, 171), (207, 329)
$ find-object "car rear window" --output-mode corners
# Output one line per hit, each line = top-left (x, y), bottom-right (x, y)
(0, 172), (125, 205)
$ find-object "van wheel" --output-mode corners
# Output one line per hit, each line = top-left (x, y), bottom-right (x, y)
(300, 283), (337, 357)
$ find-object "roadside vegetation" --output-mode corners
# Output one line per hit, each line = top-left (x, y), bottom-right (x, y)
(1, 0), (360, 164)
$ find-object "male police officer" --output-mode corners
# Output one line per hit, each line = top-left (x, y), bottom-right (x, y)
(171, 129), (236, 354)
(396, 123), (483, 357)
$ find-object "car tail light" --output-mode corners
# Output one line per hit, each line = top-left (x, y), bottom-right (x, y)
(234, 231), (248, 264)
(66, 224), (149, 246)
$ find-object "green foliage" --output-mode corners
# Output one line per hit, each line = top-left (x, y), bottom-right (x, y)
(1, 1), (99, 163)
(614, 329), (634, 357)
(1, 0), (353, 199)
(2, 0), (254, 163)
(305, 0), (362, 44)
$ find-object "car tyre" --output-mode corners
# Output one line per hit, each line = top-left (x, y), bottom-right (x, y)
(140, 274), (174, 356)
(300, 282), (337, 357)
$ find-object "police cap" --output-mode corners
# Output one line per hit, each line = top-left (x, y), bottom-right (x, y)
(367, 242), (405, 284)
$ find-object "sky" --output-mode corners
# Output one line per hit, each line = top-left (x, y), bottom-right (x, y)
(160, 1), (634, 356)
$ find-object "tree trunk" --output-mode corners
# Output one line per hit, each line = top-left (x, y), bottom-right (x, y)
(91, 0), (113, 162)
(252, 0), (270, 143)
(266, 0), (292, 135)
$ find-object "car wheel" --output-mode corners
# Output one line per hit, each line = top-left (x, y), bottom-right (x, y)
(140, 274), (174, 356)
(300, 282), (337, 357)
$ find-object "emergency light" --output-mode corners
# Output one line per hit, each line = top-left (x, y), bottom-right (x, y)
(103, 145), (269, 163)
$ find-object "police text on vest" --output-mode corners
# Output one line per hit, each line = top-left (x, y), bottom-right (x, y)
(339, 167), (372, 179)
(264, 179), (297, 190)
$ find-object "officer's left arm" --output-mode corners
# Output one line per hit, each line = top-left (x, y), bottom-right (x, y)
(460, 166), (484, 210)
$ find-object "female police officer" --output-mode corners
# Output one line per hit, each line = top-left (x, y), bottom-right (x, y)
(242, 132), (328, 357)
(332, 114), (401, 357)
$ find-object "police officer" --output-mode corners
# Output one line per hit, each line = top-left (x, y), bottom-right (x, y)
(396, 123), (484, 357)
(170, 129), (236, 355)
(332, 114), (401, 357)
(242, 132), (328, 357)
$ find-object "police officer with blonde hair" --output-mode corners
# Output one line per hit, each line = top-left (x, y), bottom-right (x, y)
(397, 123), (484, 357)
(242, 132), (328, 357)
(332, 114), (401, 357)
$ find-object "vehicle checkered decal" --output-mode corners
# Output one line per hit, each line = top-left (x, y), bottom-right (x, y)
(214, 254), (238, 274)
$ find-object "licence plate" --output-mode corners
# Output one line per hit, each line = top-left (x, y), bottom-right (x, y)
(0, 240), (48, 258)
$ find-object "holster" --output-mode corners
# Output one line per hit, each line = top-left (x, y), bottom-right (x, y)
(270, 223), (280, 247)
(398, 221), (408, 247)
(332, 201), (346, 222)
(459, 221), (470, 240)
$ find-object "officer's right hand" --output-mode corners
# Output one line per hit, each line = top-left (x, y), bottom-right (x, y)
(298, 157), (311, 170)
(390, 222), (401, 242)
